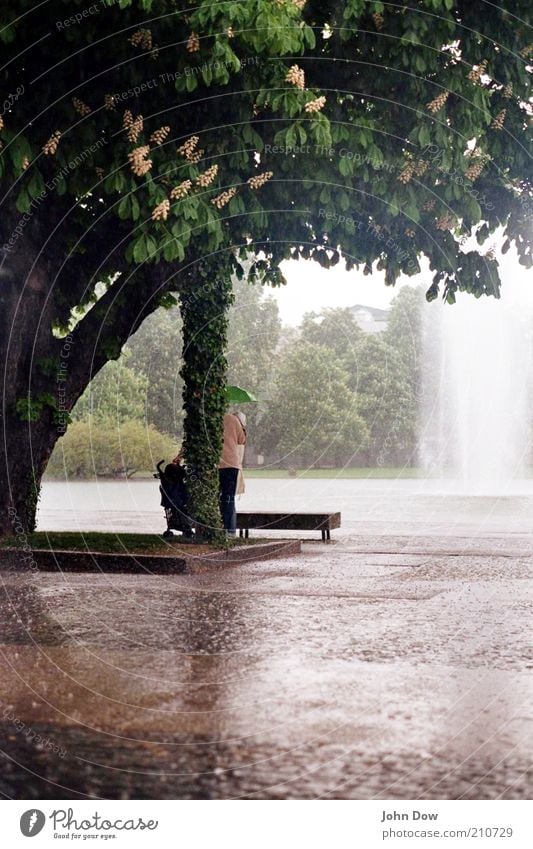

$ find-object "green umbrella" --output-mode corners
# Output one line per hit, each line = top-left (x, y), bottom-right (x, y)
(225, 385), (257, 404)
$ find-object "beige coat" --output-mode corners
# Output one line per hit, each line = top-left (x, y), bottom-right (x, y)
(234, 412), (247, 495)
(219, 413), (246, 470)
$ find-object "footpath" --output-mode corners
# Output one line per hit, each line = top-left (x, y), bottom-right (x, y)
(0, 532), (531, 799)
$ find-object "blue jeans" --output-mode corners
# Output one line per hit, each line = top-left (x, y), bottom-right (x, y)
(219, 467), (239, 534)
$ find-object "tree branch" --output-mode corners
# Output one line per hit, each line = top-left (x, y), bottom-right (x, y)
(65, 259), (188, 409)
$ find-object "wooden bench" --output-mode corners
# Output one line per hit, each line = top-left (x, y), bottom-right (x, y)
(236, 511), (341, 542)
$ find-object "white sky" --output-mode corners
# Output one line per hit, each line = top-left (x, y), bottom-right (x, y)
(270, 246), (531, 326)
(272, 258), (419, 326)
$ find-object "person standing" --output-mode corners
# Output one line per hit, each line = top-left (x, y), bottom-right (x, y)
(218, 412), (247, 534)
(234, 411), (247, 497)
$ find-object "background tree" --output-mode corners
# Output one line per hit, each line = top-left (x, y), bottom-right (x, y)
(300, 308), (364, 383)
(1, 0), (531, 533)
(258, 307), (417, 467)
(226, 276), (282, 435)
(47, 420), (175, 479)
(384, 286), (426, 400)
(126, 308), (185, 437)
(257, 341), (368, 467)
(355, 335), (417, 465)
(72, 352), (149, 424)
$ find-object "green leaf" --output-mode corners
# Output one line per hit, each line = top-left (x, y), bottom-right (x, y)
(117, 196), (131, 220)
(10, 137), (32, 171)
(182, 200), (198, 221)
(130, 194), (140, 221)
(338, 192), (350, 211)
(418, 125), (431, 148)
(339, 156), (351, 177)
(27, 170), (45, 199)
(464, 195), (482, 224)
(303, 26), (316, 49)
(404, 201), (420, 223)
(145, 235), (158, 259)
(16, 188), (31, 214)
(285, 125), (297, 148)
(162, 239), (179, 262)
(297, 124), (307, 145)
(132, 235), (147, 263)
(0, 23), (16, 44)
(206, 210), (219, 234)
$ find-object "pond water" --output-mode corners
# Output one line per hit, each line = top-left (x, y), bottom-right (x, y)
(37, 477), (533, 539)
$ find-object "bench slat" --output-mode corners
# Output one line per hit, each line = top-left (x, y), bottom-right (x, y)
(236, 512), (341, 533)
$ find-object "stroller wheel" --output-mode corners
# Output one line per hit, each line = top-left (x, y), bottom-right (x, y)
(162, 529), (174, 539)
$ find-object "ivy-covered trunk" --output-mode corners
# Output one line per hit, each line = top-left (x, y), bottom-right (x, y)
(179, 257), (234, 541)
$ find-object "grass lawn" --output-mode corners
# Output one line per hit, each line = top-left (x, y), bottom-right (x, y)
(44, 467), (425, 482)
(46, 468), (533, 482)
(243, 467), (424, 479)
(0, 532), (261, 557)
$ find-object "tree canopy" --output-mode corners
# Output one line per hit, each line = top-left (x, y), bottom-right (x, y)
(2, 0), (531, 321)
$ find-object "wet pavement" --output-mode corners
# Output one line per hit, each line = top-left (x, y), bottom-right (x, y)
(0, 531), (532, 799)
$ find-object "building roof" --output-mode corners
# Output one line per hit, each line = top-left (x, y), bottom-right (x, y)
(350, 304), (389, 321)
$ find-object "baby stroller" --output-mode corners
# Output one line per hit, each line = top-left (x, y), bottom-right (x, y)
(154, 460), (194, 539)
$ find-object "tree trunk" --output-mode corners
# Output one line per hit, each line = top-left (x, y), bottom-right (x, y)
(179, 257), (234, 541)
(0, 190), (187, 538)
(0, 250), (63, 537)
(0, 201), (188, 535)
(0, 413), (59, 537)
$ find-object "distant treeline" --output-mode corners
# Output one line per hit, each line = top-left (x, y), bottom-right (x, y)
(47, 280), (424, 477)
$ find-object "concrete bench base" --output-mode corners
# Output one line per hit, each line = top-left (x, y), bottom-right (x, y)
(237, 511), (341, 542)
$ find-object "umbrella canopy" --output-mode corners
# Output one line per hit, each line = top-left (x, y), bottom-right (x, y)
(225, 385), (257, 404)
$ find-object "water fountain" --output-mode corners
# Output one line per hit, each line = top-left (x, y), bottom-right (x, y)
(419, 256), (533, 489)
